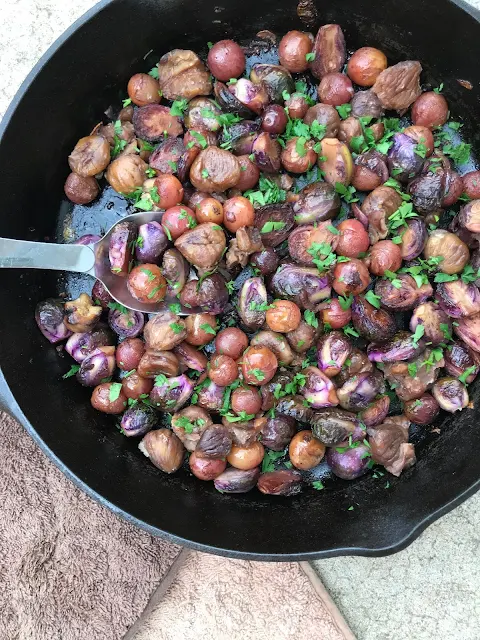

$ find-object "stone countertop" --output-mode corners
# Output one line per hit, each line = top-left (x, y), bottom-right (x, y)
(1, 2), (479, 639)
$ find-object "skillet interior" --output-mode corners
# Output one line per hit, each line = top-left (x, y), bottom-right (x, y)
(1, 0), (480, 559)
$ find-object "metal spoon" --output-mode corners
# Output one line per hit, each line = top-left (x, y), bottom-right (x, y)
(0, 211), (192, 314)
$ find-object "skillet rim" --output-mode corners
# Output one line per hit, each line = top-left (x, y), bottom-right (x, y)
(1, 0), (480, 560)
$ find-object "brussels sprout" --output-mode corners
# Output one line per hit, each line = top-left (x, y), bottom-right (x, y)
(432, 377), (469, 413)
(300, 366), (339, 408)
(359, 395), (390, 427)
(250, 64), (294, 103)
(254, 203), (294, 247)
(218, 119), (260, 153)
(270, 263), (331, 310)
(108, 308), (145, 338)
(275, 395), (313, 423)
(351, 296), (396, 342)
(229, 78), (269, 114)
(375, 274), (432, 312)
(400, 218), (427, 261)
(310, 407), (358, 446)
(135, 222), (169, 263)
(453, 314), (480, 353)
(409, 302), (451, 345)
(387, 133), (424, 183)
(214, 81), (255, 117)
(368, 331), (426, 363)
(35, 298), (72, 344)
(238, 277), (268, 330)
(150, 374), (194, 412)
(317, 331), (352, 377)
(444, 341), (479, 383)
(121, 404), (157, 437)
(196, 380), (225, 413)
(292, 182), (341, 225)
(65, 325), (115, 363)
(214, 467), (261, 493)
(436, 280), (480, 318)
(261, 415), (296, 451)
(337, 372), (384, 411)
(252, 132), (282, 173)
(76, 347), (115, 387)
(407, 172), (444, 214)
(403, 394), (440, 425)
(326, 443), (370, 480)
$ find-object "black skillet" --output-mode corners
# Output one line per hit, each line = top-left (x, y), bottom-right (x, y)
(1, 0), (480, 560)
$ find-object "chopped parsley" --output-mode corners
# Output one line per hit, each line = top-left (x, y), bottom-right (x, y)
(411, 324), (425, 347)
(109, 382), (123, 402)
(364, 290), (382, 309)
(200, 323), (217, 335)
(63, 364), (80, 379)
(170, 98), (189, 116)
(459, 366), (476, 384)
(336, 104), (352, 119)
(169, 322), (184, 334)
(262, 449), (286, 473)
(338, 294), (354, 311)
(148, 66), (159, 79)
(335, 182), (358, 203)
(249, 368), (266, 381)
(244, 176), (287, 206)
(260, 221), (286, 234)
(387, 202), (418, 233)
(304, 309), (319, 329)
(305, 52), (316, 62)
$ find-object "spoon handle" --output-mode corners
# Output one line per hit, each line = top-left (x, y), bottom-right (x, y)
(0, 238), (95, 273)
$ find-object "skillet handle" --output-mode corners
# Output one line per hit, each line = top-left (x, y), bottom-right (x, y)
(0, 238), (95, 273)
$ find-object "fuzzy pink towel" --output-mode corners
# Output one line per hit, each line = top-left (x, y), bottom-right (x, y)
(0, 411), (181, 640)
(0, 411), (355, 640)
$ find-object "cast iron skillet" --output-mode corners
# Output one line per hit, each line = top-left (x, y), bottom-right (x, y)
(1, 0), (480, 560)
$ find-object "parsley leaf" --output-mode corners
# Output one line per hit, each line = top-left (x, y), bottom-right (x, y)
(170, 99), (189, 116)
(304, 309), (319, 329)
(364, 290), (382, 309)
(261, 221), (286, 233)
(336, 104), (352, 119)
(109, 382), (123, 403)
(63, 364), (80, 379)
(411, 324), (425, 347)
(305, 52), (315, 62)
(459, 366), (476, 384)
(262, 450), (286, 473)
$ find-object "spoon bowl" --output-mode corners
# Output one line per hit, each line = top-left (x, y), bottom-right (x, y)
(0, 211), (198, 314)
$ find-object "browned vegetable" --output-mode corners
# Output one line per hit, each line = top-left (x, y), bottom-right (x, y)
(372, 61), (422, 111)
(139, 429), (185, 473)
(133, 105), (183, 143)
(304, 103), (340, 137)
(347, 47), (387, 87)
(144, 310), (187, 351)
(310, 23), (346, 79)
(68, 135), (110, 177)
(106, 154), (148, 193)
(174, 222), (226, 269)
(158, 49), (212, 100)
(190, 147), (241, 192)
(127, 73), (162, 106)
(64, 173), (99, 204)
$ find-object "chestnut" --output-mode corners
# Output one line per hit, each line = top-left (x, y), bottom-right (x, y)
(231, 385), (262, 415)
(189, 451), (227, 480)
(347, 47), (388, 87)
(261, 105), (288, 134)
(215, 327), (249, 360)
(335, 219), (370, 258)
(127, 73), (161, 106)
(278, 30), (313, 73)
(207, 39), (245, 81)
(318, 73), (354, 106)
(424, 230), (470, 275)
(227, 441), (265, 470)
(241, 345), (278, 386)
(289, 430), (326, 470)
(185, 314), (217, 347)
(139, 429), (185, 473)
(208, 354), (238, 386)
(332, 259), (371, 296)
(116, 338), (145, 371)
(368, 240), (402, 276)
(69, 135), (111, 177)
(411, 91), (449, 129)
(266, 300), (302, 333)
(223, 196), (255, 233)
(196, 425), (233, 460)
(236, 155), (260, 191)
(91, 382), (127, 414)
(281, 137), (317, 174)
(257, 470), (302, 496)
